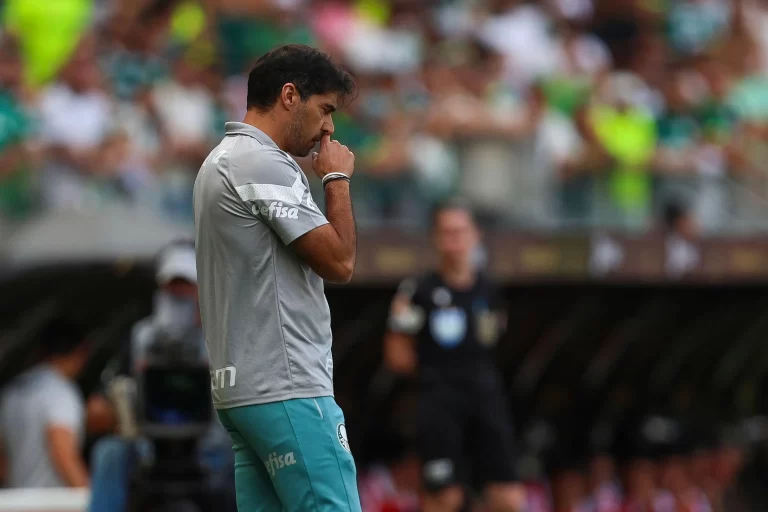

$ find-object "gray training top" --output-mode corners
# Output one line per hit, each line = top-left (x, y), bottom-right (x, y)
(193, 122), (333, 409)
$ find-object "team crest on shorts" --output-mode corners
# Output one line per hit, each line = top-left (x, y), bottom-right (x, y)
(337, 423), (350, 453)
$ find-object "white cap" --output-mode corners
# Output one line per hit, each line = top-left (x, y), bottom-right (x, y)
(156, 243), (197, 286)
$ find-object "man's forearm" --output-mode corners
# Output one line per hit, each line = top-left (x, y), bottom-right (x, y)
(58, 456), (90, 488)
(324, 180), (357, 268)
(48, 427), (90, 488)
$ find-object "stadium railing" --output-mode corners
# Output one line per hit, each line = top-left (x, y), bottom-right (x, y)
(0, 488), (89, 512)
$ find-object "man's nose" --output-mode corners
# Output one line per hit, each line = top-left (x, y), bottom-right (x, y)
(323, 119), (335, 136)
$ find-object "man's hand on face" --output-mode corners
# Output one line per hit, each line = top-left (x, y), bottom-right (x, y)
(311, 134), (355, 180)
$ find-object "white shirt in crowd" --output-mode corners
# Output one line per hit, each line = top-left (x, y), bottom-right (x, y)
(0, 364), (85, 488)
(479, 4), (560, 87)
(38, 84), (113, 151)
(151, 80), (215, 145)
(36, 83), (114, 209)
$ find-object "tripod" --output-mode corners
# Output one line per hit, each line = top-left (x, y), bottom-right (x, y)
(128, 439), (232, 512)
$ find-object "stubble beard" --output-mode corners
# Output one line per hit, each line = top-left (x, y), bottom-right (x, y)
(286, 105), (310, 157)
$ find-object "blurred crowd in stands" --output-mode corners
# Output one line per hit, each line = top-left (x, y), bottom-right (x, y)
(362, 395), (768, 512)
(4, 0), (768, 231)
(356, 417), (762, 512)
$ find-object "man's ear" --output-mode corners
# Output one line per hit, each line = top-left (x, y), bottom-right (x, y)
(281, 83), (300, 110)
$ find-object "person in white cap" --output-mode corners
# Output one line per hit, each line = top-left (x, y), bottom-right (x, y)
(84, 240), (202, 438)
(132, 239), (203, 372)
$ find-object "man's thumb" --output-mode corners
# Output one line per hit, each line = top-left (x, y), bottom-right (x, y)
(311, 152), (318, 162)
(320, 133), (331, 147)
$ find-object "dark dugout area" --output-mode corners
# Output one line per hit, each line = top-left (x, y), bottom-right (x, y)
(2, 267), (768, 508)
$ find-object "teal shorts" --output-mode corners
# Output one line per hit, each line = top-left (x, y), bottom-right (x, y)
(217, 397), (362, 512)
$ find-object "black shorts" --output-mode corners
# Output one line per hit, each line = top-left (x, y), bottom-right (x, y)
(416, 383), (518, 492)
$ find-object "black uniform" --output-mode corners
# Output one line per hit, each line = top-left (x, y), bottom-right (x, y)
(389, 271), (517, 491)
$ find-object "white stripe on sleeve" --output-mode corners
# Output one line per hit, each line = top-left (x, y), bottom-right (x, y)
(235, 183), (302, 205)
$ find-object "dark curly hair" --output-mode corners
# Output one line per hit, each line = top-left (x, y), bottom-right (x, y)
(247, 44), (356, 112)
(41, 317), (87, 357)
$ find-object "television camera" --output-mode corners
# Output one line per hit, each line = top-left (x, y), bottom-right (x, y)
(120, 328), (229, 512)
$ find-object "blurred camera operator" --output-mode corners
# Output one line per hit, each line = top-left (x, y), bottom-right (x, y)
(87, 240), (234, 512)
(383, 200), (525, 512)
(85, 240), (203, 434)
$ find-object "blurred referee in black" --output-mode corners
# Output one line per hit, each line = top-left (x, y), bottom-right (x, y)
(383, 200), (525, 512)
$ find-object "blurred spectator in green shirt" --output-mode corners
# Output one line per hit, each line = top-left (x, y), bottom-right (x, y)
(540, 24), (612, 118)
(655, 70), (706, 174)
(100, 5), (172, 102)
(0, 36), (37, 219)
(667, 0), (731, 57)
(217, 4), (316, 78)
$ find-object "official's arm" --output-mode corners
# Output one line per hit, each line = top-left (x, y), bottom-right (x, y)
(384, 331), (418, 375)
(383, 279), (423, 375)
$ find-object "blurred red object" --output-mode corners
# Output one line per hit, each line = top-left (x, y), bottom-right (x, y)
(380, 501), (403, 512)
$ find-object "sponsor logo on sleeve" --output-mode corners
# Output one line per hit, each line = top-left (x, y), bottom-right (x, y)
(251, 202), (299, 220)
